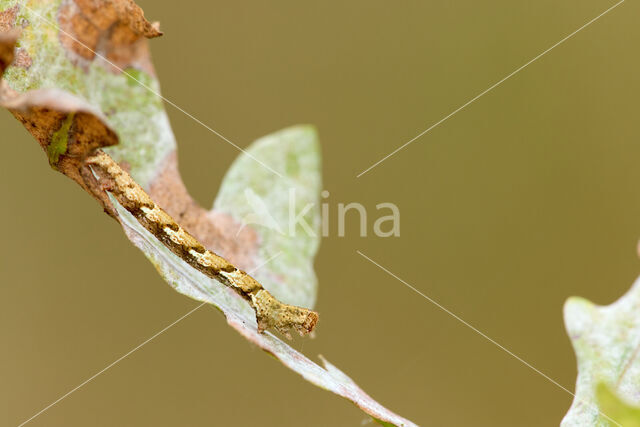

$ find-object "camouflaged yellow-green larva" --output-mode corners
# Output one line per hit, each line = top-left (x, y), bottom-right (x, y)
(87, 150), (318, 339)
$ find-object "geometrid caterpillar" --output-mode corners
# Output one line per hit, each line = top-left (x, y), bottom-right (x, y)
(87, 150), (319, 338)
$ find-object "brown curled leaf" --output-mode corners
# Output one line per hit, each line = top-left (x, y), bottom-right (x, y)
(58, 0), (161, 73)
(0, 86), (118, 214)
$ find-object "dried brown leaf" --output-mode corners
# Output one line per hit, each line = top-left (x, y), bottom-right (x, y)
(0, 78), (118, 213)
(58, 0), (161, 73)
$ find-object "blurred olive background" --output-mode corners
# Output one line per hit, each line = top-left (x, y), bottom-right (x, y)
(2, 1), (640, 425)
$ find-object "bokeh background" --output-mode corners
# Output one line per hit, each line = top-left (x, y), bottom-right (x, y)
(2, 1), (640, 425)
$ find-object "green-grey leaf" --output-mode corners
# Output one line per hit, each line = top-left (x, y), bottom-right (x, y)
(214, 125), (322, 308)
(562, 277), (640, 426)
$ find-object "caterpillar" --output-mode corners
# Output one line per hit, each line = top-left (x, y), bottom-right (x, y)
(86, 150), (318, 338)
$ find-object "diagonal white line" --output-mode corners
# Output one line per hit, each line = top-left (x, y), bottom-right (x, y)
(20, 3), (284, 179)
(17, 252), (282, 426)
(356, 250), (622, 427)
(16, 301), (206, 427)
(356, 0), (625, 178)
